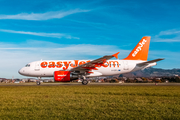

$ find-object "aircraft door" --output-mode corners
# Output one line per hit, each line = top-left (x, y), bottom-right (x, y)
(34, 62), (41, 71)
(123, 61), (129, 70)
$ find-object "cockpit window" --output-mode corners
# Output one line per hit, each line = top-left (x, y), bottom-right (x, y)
(25, 64), (30, 67)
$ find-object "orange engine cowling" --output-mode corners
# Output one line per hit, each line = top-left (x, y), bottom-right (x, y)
(54, 71), (71, 82)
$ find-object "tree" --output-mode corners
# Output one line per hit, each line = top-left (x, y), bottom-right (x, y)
(142, 77), (147, 81)
(175, 77), (180, 83)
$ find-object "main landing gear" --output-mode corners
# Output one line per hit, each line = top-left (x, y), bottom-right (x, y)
(82, 76), (88, 85)
(36, 77), (41, 85)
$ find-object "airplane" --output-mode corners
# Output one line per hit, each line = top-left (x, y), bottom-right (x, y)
(18, 36), (164, 85)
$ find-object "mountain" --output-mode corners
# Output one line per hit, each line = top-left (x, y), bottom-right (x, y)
(120, 67), (180, 77)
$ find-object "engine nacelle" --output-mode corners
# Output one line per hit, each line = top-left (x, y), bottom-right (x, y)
(54, 71), (79, 82)
(54, 71), (71, 82)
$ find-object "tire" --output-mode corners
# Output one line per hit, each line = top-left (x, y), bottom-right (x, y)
(36, 81), (41, 85)
(82, 80), (88, 85)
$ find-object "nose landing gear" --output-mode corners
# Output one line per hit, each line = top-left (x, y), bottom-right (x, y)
(36, 77), (41, 85)
(36, 81), (41, 85)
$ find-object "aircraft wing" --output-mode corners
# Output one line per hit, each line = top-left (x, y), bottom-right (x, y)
(137, 58), (164, 67)
(70, 52), (120, 72)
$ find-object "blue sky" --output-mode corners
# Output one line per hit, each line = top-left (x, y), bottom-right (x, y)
(0, 0), (180, 78)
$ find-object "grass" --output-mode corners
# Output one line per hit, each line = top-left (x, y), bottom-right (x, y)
(0, 85), (180, 120)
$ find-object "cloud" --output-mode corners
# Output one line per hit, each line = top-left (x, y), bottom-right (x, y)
(0, 48), (35, 50)
(0, 40), (123, 59)
(148, 50), (180, 69)
(0, 9), (90, 20)
(152, 29), (180, 42)
(158, 29), (180, 36)
(0, 29), (79, 39)
(0, 40), (123, 78)
(152, 39), (180, 42)
(1, 40), (175, 79)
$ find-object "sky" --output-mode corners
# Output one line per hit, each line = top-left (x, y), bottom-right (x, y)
(0, 0), (180, 78)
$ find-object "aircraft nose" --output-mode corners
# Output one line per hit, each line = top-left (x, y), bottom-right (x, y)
(18, 68), (24, 75)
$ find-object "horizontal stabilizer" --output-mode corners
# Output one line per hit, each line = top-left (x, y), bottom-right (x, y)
(137, 58), (164, 67)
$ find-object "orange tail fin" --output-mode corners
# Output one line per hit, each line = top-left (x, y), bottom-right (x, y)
(123, 36), (151, 61)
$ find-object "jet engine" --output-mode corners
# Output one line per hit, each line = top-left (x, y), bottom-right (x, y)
(54, 71), (78, 82)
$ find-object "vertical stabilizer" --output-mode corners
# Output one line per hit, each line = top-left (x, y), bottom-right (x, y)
(123, 36), (151, 61)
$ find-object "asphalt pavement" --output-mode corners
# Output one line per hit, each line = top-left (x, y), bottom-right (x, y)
(0, 82), (180, 86)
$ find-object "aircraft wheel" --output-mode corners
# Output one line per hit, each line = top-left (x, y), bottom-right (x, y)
(36, 81), (41, 85)
(82, 80), (88, 85)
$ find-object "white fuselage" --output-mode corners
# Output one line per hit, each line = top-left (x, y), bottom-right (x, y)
(18, 60), (156, 78)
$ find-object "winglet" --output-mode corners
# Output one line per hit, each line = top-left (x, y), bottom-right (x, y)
(112, 52), (120, 59)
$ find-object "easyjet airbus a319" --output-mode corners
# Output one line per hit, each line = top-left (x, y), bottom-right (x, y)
(19, 36), (164, 85)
